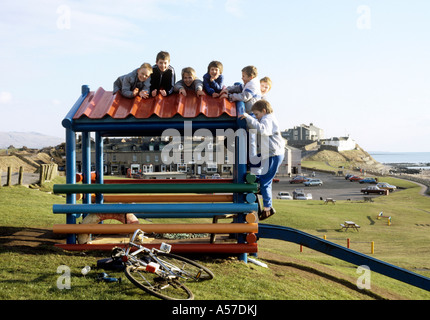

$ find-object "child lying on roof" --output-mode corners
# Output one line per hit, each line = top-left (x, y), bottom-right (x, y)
(113, 63), (152, 99)
(174, 67), (205, 97)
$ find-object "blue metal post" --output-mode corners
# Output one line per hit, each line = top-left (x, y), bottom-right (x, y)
(82, 132), (91, 205)
(95, 132), (104, 204)
(62, 85), (89, 244)
(235, 101), (249, 263)
(65, 128), (76, 244)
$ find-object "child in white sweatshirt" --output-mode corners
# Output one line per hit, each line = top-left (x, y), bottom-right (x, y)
(220, 65), (261, 113)
(240, 99), (285, 220)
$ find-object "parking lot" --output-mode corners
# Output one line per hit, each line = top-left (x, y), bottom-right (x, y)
(272, 171), (378, 201)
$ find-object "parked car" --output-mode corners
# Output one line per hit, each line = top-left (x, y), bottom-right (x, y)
(276, 192), (293, 200)
(304, 179), (323, 186)
(376, 182), (396, 192)
(360, 186), (389, 195)
(293, 188), (305, 199)
(289, 176), (309, 184)
(349, 175), (362, 182)
(295, 192), (312, 200)
(359, 177), (377, 184)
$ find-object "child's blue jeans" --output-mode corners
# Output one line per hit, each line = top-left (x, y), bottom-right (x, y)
(251, 154), (284, 208)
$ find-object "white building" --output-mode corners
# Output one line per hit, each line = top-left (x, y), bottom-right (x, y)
(320, 136), (357, 151)
(277, 144), (302, 176)
(282, 123), (324, 148)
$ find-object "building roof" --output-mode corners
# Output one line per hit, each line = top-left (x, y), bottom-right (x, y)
(73, 87), (237, 120)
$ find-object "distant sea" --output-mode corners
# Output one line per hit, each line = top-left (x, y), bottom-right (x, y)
(369, 152), (430, 168)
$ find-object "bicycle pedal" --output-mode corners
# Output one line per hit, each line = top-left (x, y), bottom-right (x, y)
(160, 284), (170, 290)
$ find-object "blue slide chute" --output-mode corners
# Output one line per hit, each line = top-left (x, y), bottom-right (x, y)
(258, 224), (430, 292)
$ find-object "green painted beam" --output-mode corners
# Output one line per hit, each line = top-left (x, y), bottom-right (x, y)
(53, 183), (258, 194)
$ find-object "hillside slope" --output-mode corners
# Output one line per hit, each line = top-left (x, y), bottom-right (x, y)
(0, 146), (65, 173)
(303, 145), (388, 173)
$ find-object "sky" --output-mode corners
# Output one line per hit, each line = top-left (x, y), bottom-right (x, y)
(0, 0), (429, 152)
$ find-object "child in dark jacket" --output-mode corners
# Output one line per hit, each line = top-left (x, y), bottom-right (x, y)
(150, 51), (176, 97)
(202, 61), (224, 97)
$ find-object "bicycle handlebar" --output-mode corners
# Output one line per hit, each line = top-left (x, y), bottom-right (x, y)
(129, 229), (147, 243)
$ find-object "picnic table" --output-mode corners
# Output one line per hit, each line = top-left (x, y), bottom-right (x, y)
(340, 221), (360, 231)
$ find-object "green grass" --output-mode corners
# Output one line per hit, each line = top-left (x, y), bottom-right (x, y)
(1, 175), (430, 300)
(302, 160), (349, 172)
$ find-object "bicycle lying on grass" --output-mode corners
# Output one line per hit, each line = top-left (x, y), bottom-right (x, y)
(111, 229), (214, 300)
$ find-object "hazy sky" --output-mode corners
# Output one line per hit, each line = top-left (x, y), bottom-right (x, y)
(1, 0), (429, 152)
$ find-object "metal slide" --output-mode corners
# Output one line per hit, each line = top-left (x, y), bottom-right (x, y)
(258, 224), (430, 292)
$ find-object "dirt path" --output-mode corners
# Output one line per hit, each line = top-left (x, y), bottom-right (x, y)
(0, 226), (65, 254)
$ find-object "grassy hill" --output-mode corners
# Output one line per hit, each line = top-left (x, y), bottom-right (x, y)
(1, 175), (430, 300)
(0, 145), (65, 174)
(302, 147), (389, 175)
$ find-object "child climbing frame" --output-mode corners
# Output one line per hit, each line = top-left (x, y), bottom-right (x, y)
(53, 85), (259, 262)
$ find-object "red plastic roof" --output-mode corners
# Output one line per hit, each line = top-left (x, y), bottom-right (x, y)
(73, 87), (237, 120)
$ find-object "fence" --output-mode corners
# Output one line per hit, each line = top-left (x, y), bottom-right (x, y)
(0, 166), (24, 186)
(1, 163), (58, 187)
(39, 163), (58, 185)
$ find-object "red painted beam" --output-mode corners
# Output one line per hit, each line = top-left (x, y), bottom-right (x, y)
(55, 243), (258, 253)
(53, 223), (258, 234)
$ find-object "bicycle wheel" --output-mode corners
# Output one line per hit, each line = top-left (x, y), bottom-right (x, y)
(155, 252), (214, 282)
(125, 265), (194, 300)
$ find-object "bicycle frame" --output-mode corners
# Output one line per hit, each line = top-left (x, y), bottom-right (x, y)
(122, 229), (180, 279)
(116, 229), (212, 300)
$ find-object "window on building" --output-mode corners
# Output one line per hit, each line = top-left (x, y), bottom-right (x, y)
(177, 163), (187, 172)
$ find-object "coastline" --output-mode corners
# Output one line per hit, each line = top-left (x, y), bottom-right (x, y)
(369, 151), (430, 166)
(369, 151), (430, 189)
